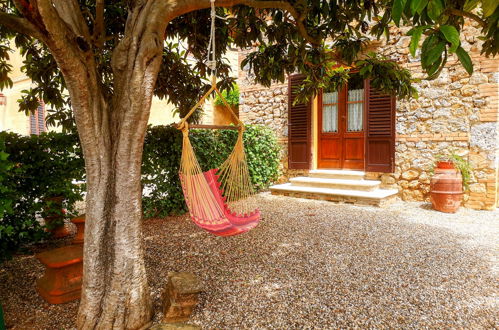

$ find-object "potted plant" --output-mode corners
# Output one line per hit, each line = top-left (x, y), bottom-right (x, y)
(213, 83), (239, 125)
(430, 152), (472, 213)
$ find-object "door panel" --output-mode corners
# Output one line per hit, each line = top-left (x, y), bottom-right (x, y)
(318, 76), (366, 170)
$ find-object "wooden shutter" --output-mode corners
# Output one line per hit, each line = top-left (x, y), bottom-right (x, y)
(365, 80), (395, 173)
(288, 74), (312, 169)
(29, 102), (46, 135)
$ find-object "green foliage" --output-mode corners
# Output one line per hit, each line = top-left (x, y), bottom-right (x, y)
(0, 131), (85, 262)
(214, 83), (240, 107)
(142, 125), (280, 218)
(435, 152), (473, 190)
(0, 136), (13, 221)
(0, 0), (497, 130)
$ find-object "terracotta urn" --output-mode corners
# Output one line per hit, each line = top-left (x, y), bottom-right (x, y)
(430, 162), (463, 213)
(71, 215), (86, 244)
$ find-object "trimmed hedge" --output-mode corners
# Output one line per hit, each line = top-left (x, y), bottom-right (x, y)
(0, 132), (85, 262)
(0, 125), (280, 259)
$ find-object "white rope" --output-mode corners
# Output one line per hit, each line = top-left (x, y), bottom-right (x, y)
(206, 0), (217, 72)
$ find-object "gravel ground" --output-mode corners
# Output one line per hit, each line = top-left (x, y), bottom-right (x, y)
(1, 193), (498, 329)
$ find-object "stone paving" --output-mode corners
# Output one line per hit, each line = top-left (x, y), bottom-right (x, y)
(0, 193), (497, 328)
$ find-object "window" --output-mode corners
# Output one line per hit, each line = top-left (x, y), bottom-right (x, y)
(30, 102), (46, 135)
(322, 90), (338, 133)
(347, 74), (364, 132)
(321, 74), (365, 133)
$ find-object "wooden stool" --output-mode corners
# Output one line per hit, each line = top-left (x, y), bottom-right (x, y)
(36, 245), (83, 304)
(71, 214), (85, 244)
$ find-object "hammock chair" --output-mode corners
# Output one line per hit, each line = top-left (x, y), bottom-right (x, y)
(176, 0), (259, 236)
(178, 97), (260, 237)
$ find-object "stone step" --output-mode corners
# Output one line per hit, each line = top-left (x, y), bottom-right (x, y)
(289, 177), (381, 191)
(308, 169), (365, 180)
(270, 183), (398, 207)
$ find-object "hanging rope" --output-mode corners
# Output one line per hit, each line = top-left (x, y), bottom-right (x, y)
(206, 0), (217, 72)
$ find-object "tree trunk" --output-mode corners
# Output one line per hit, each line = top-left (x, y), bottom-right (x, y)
(76, 132), (152, 329)
(74, 93), (154, 329)
(72, 42), (161, 328)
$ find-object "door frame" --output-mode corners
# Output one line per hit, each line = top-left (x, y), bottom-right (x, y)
(316, 80), (368, 170)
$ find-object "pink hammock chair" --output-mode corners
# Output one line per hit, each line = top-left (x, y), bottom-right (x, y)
(180, 169), (260, 236)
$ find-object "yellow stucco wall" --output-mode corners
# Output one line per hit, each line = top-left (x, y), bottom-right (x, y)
(0, 48), (34, 134)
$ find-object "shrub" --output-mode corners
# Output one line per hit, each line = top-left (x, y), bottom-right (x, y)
(214, 83), (239, 107)
(0, 132), (85, 262)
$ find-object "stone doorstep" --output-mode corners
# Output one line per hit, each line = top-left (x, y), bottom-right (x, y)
(308, 169), (366, 180)
(271, 190), (398, 207)
(289, 177), (381, 191)
(270, 184), (398, 207)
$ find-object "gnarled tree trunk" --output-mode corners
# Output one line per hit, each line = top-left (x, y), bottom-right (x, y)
(0, 1), (252, 328)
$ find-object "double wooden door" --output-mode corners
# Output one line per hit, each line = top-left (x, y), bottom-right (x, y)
(317, 78), (366, 170)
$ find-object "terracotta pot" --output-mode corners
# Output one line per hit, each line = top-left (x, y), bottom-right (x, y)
(430, 168), (463, 213)
(436, 161), (454, 169)
(71, 214), (86, 244)
(43, 196), (70, 238)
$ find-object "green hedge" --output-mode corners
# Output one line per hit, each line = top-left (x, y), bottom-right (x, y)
(0, 132), (85, 262)
(0, 125), (280, 260)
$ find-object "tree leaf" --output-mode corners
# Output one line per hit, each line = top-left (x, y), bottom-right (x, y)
(463, 0), (480, 12)
(409, 27), (424, 56)
(411, 0), (429, 14)
(483, 0), (499, 17)
(440, 25), (460, 53)
(427, 0), (444, 21)
(456, 46), (473, 74)
(422, 41), (445, 67)
(392, 0), (407, 26)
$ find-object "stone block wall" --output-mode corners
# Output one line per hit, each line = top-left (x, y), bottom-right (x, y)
(373, 24), (499, 210)
(237, 23), (499, 210)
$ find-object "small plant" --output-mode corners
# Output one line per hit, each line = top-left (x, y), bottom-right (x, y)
(435, 152), (473, 190)
(214, 83), (239, 107)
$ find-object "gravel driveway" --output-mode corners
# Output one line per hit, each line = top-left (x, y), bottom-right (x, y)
(1, 193), (498, 329)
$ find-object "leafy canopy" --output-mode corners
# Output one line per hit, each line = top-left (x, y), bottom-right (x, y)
(0, 0), (497, 130)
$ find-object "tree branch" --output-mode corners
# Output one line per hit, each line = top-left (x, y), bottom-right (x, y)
(52, 0), (92, 41)
(160, 0), (320, 45)
(0, 12), (45, 40)
(236, 0), (319, 45)
(447, 8), (487, 28)
(94, 0), (105, 48)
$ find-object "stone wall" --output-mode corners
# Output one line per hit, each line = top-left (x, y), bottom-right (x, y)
(373, 24), (499, 210)
(238, 23), (499, 210)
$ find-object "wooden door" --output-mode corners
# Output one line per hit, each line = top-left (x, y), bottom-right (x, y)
(318, 76), (366, 169)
